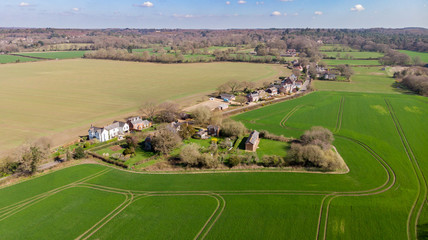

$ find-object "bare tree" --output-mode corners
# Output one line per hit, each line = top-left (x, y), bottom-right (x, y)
(140, 101), (158, 120)
(235, 96), (247, 106)
(226, 80), (242, 94)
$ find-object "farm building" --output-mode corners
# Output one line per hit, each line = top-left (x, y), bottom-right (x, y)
(220, 93), (236, 102)
(245, 130), (260, 152)
(218, 104), (229, 110)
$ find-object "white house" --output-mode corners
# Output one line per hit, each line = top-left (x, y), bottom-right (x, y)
(88, 121), (129, 142)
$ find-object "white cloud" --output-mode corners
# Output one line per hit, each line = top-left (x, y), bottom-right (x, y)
(19, 2), (30, 7)
(72, 8), (80, 12)
(293, 12), (299, 16)
(280, 0), (293, 1)
(135, 1), (154, 8)
(283, 12), (287, 16)
(314, 11), (323, 15)
(271, 11), (281, 16)
(238, 0), (246, 4)
(226, 1), (231, 5)
(350, 4), (365, 12)
(172, 13), (195, 18)
(256, 1), (264, 5)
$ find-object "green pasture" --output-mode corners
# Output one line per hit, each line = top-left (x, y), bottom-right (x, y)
(313, 67), (398, 94)
(320, 44), (356, 52)
(322, 59), (381, 66)
(17, 51), (87, 59)
(0, 55), (38, 64)
(398, 50), (428, 63)
(322, 51), (383, 59)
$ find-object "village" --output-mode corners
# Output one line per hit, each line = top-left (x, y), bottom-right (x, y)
(74, 62), (322, 171)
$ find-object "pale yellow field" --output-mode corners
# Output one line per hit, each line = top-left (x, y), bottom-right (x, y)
(0, 59), (287, 154)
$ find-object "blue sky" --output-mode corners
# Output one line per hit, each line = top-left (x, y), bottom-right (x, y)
(0, 0), (427, 29)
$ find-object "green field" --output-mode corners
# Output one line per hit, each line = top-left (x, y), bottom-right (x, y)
(322, 59), (381, 66)
(3, 87), (428, 238)
(322, 51), (384, 59)
(17, 51), (87, 59)
(0, 59), (287, 154)
(313, 67), (399, 94)
(398, 50), (428, 63)
(0, 55), (38, 64)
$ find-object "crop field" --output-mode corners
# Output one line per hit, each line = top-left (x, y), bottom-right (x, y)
(398, 50), (428, 63)
(313, 67), (399, 94)
(0, 55), (38, 64)
(322, 51), (383, 59)
(322, 59), (381, 66)
(17, 51), (88, 59)
(2, 82), (428, 239)
(0, 59), (288, 154)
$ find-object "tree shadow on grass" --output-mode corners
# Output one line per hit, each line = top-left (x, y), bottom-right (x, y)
(417, 223), (428, 240)
(238, 137), (248, 150)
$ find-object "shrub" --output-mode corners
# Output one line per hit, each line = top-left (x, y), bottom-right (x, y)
(123, 147), (135, 156)
(259, 130), (288, 142)
(228, 155), (242, 167)
(262, 155), (286, 167)
(221, 119), (247, 137)
(199, 153), (219, 168)
(83, 142), (91, 148)
(180, 144), (201, 167)
(74, 147), (86, 159)
(300, 126), (334, 150)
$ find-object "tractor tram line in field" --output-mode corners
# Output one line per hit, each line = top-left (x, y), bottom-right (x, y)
(278, 106), (400, 240)
(385, 99), (428, 240)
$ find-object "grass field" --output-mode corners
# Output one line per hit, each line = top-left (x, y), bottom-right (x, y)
(398, 50), (428, 63)
(2, 46), (428, 239)
(0, 55), (38, 64)
(322, 59), (381, 66)
(0, 59), (288, 154)
(322, 51), (383, 59)
(2, 83), (428, 238)
(313, 67), (399, 94)
(17, 51), (87, 59)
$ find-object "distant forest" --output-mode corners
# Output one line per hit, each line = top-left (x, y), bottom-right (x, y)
(1, 28), (427, 64)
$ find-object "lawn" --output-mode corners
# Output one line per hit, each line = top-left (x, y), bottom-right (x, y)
(322, 59), (381, 66)
(0, 54), (39, 64)
(17, 51), (88, 59)
(398, 50), (428, 63)
(0, 60), (287, 155)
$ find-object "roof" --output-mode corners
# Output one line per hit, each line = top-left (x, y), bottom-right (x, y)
(246, 130), (259, 145)
(130, 119), (144, 125)
(114, 121), (128, 128)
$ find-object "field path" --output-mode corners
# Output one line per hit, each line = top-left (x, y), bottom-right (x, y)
(334, 97), (345, 133)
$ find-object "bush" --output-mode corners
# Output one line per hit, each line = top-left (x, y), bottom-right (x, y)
(300, 126), (334, 150)
(259, 130), (288, 142)
(287, 143), (343, 170)
(262, 155), (286, 167)
(151, 126), (182, 155)
(221, 119), (247, 137)
(199, 153), (219, 168)
(180, 144), (201, 167)
(228, 155), (242, 167)
(123, 147), (136, 156)
(74, 147), (86, 159)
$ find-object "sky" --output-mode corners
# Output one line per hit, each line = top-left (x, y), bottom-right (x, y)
(0, 0), (427, 29)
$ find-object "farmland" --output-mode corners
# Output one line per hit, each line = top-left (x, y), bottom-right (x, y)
(0, 59), (288, 155)
(2, 87), (428, 238)
(321, 59), (381, 66)
(398, 50), (428, 63)
(322, 51), (384, 59)
(0, 55), (38, 64)
(313, 67), (399, 94)
(17, 51), (87, 59)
